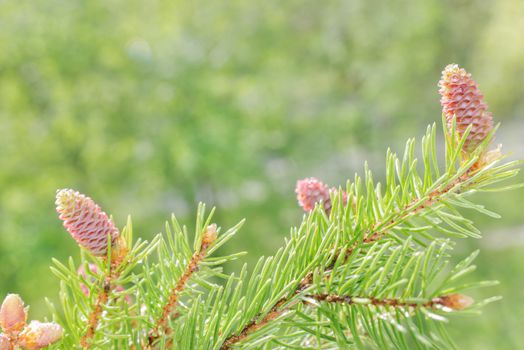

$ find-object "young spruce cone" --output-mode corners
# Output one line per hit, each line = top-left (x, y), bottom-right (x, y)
(0, 294), (27, 335)
(56, 189), (120, 257)
(438, 64), (494, 153)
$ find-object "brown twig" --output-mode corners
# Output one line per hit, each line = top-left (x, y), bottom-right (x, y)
(80, 266), (121, 349)
(305, 293), (436, 309)
(146, 225), (217, 349)
(220, 171), (474, 349)
(302, 293), (473, 311)
(220, 298), (287, 350)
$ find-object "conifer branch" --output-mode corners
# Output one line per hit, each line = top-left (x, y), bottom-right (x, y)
(340, 170), (474, 261)
(146, 224), (217, 348)
(220, 166), (478, 349)
(304, 293), (473, 311)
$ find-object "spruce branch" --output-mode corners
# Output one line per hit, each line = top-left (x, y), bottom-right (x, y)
(216, 65), (519, 350)
(136, 205), (244, 349)
(276, 239), (487, 349)
(147, 224), (218, 348)
(219, 161), (479, 349)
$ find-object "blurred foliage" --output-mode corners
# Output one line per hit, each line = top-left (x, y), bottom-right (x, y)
(0, 0), (523, 348)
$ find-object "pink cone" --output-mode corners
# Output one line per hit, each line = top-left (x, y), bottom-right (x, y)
(56, 189), (120, 256)
(296, 177), (350, 215)
(0, 294), (27, 335)
(438, 64), (494, 153)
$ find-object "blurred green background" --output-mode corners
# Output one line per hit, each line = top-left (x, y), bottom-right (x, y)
(1, 1), (523, 348)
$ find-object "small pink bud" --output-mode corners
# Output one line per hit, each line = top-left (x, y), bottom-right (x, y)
(0, 334), (11, 350)
(202, 224), (218, 246)
(296, 178), (331, 213)
(438, 293), (474, 310)
(0, 294), (27, 334)
(56, 189), (120, 256)
(18, 321), (63, 350)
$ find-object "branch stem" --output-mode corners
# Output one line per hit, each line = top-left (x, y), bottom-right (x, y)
(146, 225), (216, 348)
(306, 293), (439, 308)
(80, 264), (121, 349)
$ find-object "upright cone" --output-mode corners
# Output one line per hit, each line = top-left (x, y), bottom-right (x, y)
(0, 294), (27, 335)
(56, 189), (120, 257)
(438, 64), (494, 154)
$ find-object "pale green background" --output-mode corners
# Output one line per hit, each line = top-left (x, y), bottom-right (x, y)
(1, 1), (523, 348)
